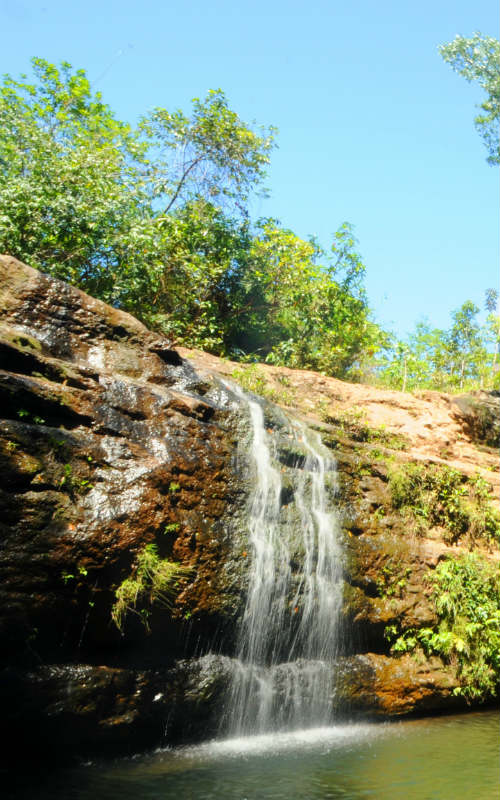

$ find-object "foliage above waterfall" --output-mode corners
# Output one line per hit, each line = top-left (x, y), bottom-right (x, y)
(0, 57), (498, 388)
(0, 58), (378, 378)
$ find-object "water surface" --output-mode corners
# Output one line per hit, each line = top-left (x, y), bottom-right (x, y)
(11, 711), (499, 800)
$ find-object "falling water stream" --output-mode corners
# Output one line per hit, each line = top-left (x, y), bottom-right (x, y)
(227, 389), (343, 735)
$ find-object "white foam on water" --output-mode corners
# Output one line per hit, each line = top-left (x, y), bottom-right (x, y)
(173, 722), (392, 763)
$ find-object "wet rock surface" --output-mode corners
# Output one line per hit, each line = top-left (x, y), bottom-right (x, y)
(1, 655), (234, 763)
(335, 653), (464, 717)
(0, 256), (253, 666)
(0, 256), (255, 764)
(179, 346), (500, 720)
(1, 255), (498, 767)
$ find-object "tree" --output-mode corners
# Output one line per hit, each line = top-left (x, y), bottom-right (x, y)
(377, 302), (494, 393)
(484, 289), (500, 383)
(376, 323), (446, 392)
(439, 33), (500, 165)
(230, 220), (382, 377)
(446, 301), (487, 389)
(0, 58), (380, 374)
(140, 89), (276, 216)
(137, 200), (252, 351)
(0, 58), (149, 300)
(0, 61), (275, 303)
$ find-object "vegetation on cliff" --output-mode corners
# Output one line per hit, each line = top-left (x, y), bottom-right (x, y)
(111, 544), (192, 633)
(389, 463), (500, 545)
(386, 553), (500, 700)
(0, 59), (377, 378)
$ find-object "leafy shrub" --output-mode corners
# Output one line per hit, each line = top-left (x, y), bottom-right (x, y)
(387, 554), (500, 700)
(231, 364), (295, 406)
(319, 406), (408, 450)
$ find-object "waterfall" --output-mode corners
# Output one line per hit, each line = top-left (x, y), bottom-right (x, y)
(227, 388), (343, 735)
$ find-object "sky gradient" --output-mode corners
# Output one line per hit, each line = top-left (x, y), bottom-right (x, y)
(2, 0), (498, 338)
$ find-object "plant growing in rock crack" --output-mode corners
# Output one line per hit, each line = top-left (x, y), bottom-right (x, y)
(111, 543), (193, 633)
(163, 522), (180, 535)
(61, 564), (89, 584)
(16, 408), (46, 424)
(376, 562), (411, 599)
(385, 553), (500, 701)
(59, 463), (93, 496)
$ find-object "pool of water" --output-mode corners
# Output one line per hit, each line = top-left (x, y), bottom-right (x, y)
(8, 711), (499, 800)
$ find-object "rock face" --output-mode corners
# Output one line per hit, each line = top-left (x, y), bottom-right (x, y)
(451, 392), (500, 449)
(0, 256), (254, 662)
(0, 256), (255, 764)
(1, 255), (498, 767)
(335, 653), (462, 716)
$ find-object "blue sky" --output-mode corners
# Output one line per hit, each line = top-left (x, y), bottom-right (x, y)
(2, 0), (498, 338)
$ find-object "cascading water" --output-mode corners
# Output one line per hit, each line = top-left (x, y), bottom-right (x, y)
(227, 388), (343, 736)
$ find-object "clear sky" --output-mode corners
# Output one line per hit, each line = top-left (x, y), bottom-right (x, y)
(2, 0), (498, 338)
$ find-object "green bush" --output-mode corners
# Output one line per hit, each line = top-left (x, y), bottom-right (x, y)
(231, 364), (279, 402)
(387, 553), (500, 700)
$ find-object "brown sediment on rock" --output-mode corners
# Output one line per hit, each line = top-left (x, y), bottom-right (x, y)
(336, 653), (462, 716)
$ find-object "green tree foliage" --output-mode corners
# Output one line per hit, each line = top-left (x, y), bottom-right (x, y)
(136, 199), (252, 351)
(246, 221), (382, 376)
(0, 58), (380, 379)
(447, 301), (486, 389)
(378, 301), (493, 392)
(439, 33), (500, 165)
(484, 289), (500, 384)
(140, 89), (276, 215)
(0, 58), (147, 299)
